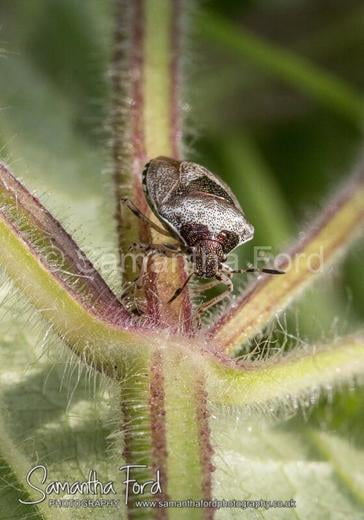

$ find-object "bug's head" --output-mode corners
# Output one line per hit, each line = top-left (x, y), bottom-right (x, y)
(194, 240), (225, 278)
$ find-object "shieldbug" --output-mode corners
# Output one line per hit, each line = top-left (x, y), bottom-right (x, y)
(122, 156), (283, 315)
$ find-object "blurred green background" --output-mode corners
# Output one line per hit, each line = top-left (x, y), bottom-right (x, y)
(0, 2), (364, 517)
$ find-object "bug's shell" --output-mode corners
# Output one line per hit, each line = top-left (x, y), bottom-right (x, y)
(142, 156), (254, 254)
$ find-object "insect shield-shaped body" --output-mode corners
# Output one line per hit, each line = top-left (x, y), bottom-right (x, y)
(142, 156), (255, 278)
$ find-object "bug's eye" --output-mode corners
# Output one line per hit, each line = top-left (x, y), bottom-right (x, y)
(217, 230), (239, 253)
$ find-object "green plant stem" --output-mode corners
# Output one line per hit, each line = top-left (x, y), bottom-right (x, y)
(210, 170), (364, 353)
(220, 134), (345, 338)
(163, 351), (212, 519)
(112, 2), (212, 517)
(0, 163), (151, 377)
(207, 335), (364, 408)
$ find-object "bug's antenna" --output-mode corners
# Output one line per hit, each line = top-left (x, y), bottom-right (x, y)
(168, 272), (195, 303)
(230, 267), (285, 275)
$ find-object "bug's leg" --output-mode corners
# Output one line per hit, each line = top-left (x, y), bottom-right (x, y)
(120, 253), (149, 296)
(193, 278), (225, 293)
(129, 242), (183, 257)
(124, 242), (188, 308)
(120, 244), (153, 297)
(120, 252), (152, 314)
(127, 245), (178, 293)
(168, 272), (195, 303)
(196, 273), (233, 317)
(120, 278), (137, 298)
(122, 241), (182, 296)
(120, 266), (146, 298)
(120, 198), (171, 237)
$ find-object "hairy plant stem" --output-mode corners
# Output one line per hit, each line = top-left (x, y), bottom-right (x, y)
(112, 2), (213, 517)
(1, 3), (364, 518)
(112, 0), (191, 327)
(207, 335), (364, 408)
(210, 170), (364, 354)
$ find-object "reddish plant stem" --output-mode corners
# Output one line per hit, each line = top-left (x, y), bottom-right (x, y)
(112, 1), (214, 516)
(0, 163), (130, 327)
(149, 351), (169, 519)
(195, 377), (215, 520)
(209, 170), (364, 351)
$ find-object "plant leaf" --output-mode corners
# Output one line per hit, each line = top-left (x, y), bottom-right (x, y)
(0, 312), (124, 519)
(213, 417), (364, 519)
(307, 429), (364, 506)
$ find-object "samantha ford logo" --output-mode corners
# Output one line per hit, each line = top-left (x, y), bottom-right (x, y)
(19, 464), (297, 511)
(19, 464), (161, 506)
